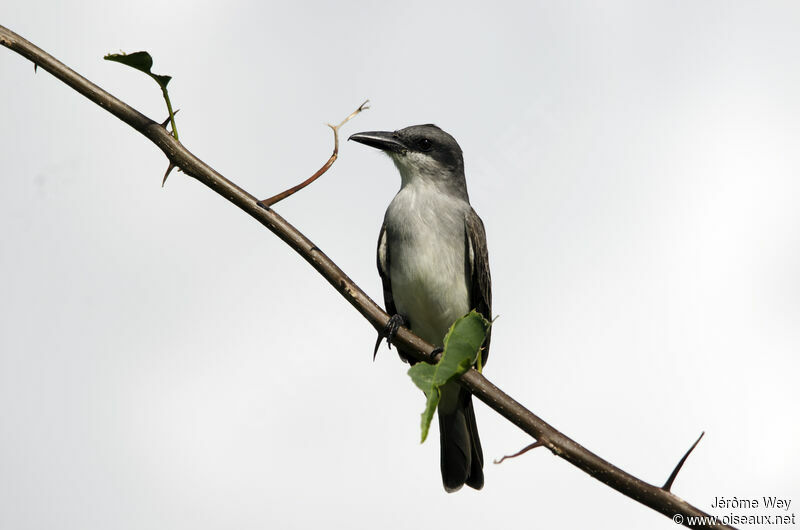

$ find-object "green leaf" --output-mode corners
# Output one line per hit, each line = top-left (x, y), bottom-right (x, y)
(407, 311), (491, 443)
(104, 51), (172, 90)
(407, 363), (439, 442)
(104, 50), (179, 143)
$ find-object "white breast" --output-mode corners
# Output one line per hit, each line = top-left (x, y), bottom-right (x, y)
(384, 182), (470, 347)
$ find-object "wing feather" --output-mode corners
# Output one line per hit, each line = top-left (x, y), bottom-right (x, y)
(376, 223), (397, 318)
(464, 209), (492, 365)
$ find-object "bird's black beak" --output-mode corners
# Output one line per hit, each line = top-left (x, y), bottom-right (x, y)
(348, 131), (407, 154)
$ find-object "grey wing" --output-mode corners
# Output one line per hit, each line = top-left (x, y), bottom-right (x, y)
(464, 208), (493, 364)
(377, 223), (415, 363)
(376, 222), (398, 318)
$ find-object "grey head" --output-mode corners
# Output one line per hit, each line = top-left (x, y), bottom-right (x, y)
(349, 124), (469, 201)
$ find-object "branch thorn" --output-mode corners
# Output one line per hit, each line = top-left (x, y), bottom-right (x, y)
(662, 431), (705, 492)
(161, 108), (180, 128)
(162, 162), (176, 187)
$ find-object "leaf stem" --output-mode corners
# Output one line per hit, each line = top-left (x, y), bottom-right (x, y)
(160, 85), (178, 140)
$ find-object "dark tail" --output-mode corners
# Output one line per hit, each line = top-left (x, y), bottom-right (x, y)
(438, 387), (484, 492)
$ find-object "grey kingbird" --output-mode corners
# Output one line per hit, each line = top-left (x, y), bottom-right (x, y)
(350, 124), (492, 492)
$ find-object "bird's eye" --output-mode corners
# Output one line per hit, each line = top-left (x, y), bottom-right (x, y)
(417, 138), (433, 151)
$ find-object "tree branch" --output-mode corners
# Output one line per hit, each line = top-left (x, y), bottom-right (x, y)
(494, 440), (545, 464)
(257, 99), (369, 207)
(0, 25), (734, 530)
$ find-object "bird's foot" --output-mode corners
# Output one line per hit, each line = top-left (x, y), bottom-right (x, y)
(373, 314), (409, 360)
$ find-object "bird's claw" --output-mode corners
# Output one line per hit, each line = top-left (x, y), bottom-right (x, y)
(373, 314), (409, 360)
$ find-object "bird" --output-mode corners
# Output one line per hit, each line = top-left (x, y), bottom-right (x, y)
(349, 124), (492, 492)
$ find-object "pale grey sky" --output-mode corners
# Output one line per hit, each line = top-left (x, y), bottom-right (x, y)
(1, 2), (798, 529)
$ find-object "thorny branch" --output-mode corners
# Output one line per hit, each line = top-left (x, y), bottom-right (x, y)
(0, 25), (734, 530)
